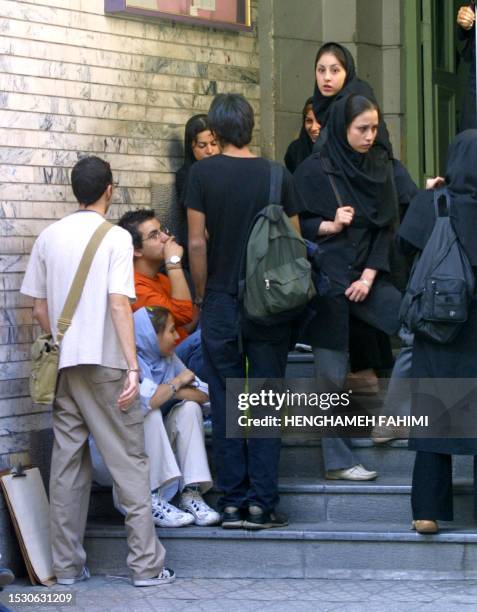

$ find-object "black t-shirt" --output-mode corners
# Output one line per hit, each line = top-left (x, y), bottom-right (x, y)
(185, 154), (304, 294)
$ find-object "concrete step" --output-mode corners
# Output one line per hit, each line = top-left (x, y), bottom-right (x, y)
(206, 438), (474, 480)
(88, 477), (476, 525)
(84, 519), (477, 580)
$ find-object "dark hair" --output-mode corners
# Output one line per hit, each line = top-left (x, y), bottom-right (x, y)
(344, 94), (380, 128)
(315, 42), (348, 71)
(117, 208), (155, 249)
(183, 114), (210, 166)
(208, 93), (254, 148)
(71, 156), (113, 206)
(302, 97), (314, 124)
(146, 306), (171, 335)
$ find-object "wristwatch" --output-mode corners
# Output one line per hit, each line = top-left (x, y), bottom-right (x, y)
(165, 255), (182, 265)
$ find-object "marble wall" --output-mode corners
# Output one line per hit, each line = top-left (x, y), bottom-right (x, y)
(0, 0), (260, 470)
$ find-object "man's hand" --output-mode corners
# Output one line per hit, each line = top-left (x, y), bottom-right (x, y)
(457, 5), (475, 30)
(426, 176), (445, 190)
(163, 237), (184, 262)
(333, 206), (355, 233)
(118, 370), (140, 410)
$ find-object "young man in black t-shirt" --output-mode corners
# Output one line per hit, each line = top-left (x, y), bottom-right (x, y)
(186, 93), (303, 529)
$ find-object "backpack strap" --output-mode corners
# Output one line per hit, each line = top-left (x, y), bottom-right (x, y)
(434, 186), (451, 218)
(269, 161), (284, 205)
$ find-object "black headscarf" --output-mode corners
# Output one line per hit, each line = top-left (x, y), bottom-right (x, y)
(399, 130), (477, 265)
(284, 97), (315, 173)
(319, 95), (398, 227)
(312, 42), (393, 156)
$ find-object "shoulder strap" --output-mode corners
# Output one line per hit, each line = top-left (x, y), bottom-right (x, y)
(56, 220), (113, 344)
(327, 172), (344, 207)
(433, 187), (451, 218)
(269, 161), (284, 205)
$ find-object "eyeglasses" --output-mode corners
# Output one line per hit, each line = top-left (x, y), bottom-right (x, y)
(112, 181), (119, 188)
(142, 227), (171, 242)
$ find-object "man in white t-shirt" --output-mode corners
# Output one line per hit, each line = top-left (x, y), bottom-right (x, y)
(21, 156), (175, 588)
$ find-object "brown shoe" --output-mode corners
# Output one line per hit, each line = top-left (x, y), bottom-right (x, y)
(411, 520), (438, 534)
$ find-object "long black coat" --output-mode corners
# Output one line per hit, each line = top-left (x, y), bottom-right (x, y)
(295, 154), (401, 350)
(458, 23), (476, 131)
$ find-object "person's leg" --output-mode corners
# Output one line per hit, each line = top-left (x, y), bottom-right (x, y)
(166, 400), (220, 525)
(244, 322), (290, 513)
(73, 365), (166, 581)
(165, 400), (212, 491)
(144, 409), (181, 493)
(201, 292), (248, 513)
(49, 368), (93, 580)
(313, 347), (357, 471)
(411, 451), (453, 521)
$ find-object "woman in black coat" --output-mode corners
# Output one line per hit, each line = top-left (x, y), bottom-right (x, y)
(398, 130), (477, 534)
(295, 94), (402, 480)
(284, 97), (320, 174)
(311, 42), (418, 389)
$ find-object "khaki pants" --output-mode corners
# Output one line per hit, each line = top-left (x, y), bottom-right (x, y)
(144, 400), (212, 496)
(50, 365), (166, 581)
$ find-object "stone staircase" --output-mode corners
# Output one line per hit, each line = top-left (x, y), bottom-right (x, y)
(84, 352), (477, 580)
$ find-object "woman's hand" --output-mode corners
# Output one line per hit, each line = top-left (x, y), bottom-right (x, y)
(425, 176), (445, 190)
(175, 368), (196, 388)
(333, 206), (355, 232)
(457, 5), (475, 30)
(345, 269), (377, 302)
(345, 279), (371, 302)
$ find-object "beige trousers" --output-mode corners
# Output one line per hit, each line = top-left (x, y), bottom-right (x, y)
(144, 400), (212, 497)
(50, 365), (166, 581)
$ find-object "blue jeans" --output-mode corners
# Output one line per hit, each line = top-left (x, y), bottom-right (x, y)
(201, 291), (291, 512)
(176, 329), (207, 382)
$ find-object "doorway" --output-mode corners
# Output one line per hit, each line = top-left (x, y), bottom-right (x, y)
(404, 0), (469, 182)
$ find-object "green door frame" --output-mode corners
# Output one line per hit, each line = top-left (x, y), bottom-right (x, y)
(404, 0), (463, 183)
(404, 0), (423, 184)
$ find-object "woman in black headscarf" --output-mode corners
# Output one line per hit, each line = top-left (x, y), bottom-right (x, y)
(312, 42), (392, 155)
(284, 97), (321, 174)
(175, 114), (219, 209)
(311, 42), (418, 391)
(295, 93), (402, 480)
(398, 130), (477, 534)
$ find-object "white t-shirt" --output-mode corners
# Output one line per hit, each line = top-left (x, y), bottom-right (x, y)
(21, 210), (135, 370)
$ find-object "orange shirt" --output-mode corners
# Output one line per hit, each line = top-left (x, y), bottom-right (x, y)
(133, 271), (194, 341)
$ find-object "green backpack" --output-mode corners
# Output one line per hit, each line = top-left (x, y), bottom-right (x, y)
(239, 162), (316, 325)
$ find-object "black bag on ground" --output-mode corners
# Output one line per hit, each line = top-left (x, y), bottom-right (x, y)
(399, 188), (475, 344)
(238, 161), (316, 326)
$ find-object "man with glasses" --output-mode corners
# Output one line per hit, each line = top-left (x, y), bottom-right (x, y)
(21, 156), (175, 587)
(118, 209), (204, 379)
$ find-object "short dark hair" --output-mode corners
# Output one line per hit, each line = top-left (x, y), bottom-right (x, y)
(146, 306), (171, 335)
(117, 208), (155, 249)
(71, 156), (113, 206)
(208, 93), (254, 148)
(184, 114), (210, 165)
(315, 42), (348, 71)
(344, 94), (380, 128)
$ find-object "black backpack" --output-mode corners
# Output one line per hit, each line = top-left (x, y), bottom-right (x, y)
(399, 188), (475, 344)
(238, 162), (316, 326)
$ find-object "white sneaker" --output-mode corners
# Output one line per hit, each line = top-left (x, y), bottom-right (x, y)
(151, 493), (194, 527)
(133, 567), (176, 587)
(325, 464), (378, 481)
(57, 566), (90, 585)
(179, 489), (221, 526)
